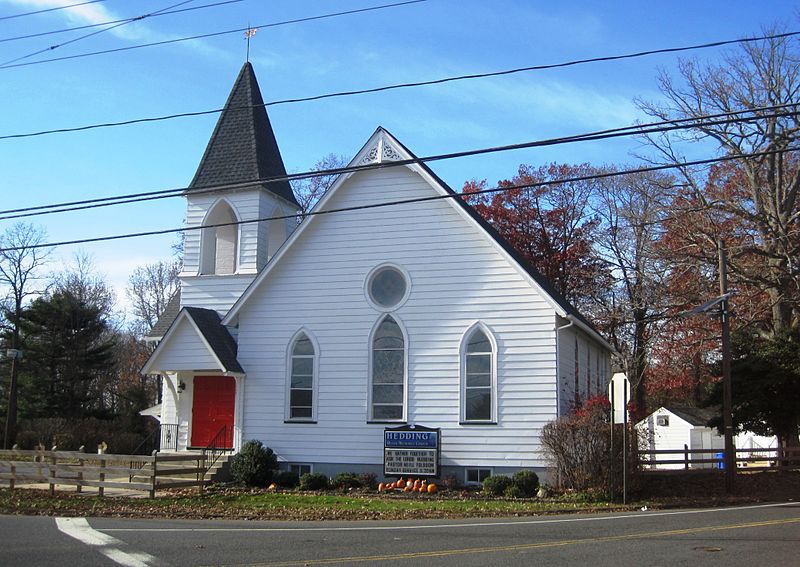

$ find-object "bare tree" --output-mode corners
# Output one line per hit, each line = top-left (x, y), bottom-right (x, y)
(126, 260), (180, 336)
(592, 171), (672, 412)
(0, 223), (50, 448)
(638, 30), (800, 335)
(290, 153), (349, 214)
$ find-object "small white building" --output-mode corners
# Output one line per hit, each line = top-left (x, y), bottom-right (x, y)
(142, 63), (614, 482)
(637, 406), (777, 470)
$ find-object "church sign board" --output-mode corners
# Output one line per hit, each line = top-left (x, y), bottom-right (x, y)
(383, 424), (440, 477)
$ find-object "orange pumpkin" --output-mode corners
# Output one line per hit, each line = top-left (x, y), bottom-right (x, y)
(267, 483), (278, 490)
(396, 478), (404, 487)
(427, 483), (438, 494)
(378, 483), (386, 492)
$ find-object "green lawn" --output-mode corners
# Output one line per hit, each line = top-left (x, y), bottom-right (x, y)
(0, 488), (630, 520)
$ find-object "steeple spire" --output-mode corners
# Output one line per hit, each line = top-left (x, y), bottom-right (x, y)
(188, 63), (299, 207)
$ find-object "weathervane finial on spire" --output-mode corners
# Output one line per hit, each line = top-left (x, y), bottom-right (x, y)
(244, 26), (258, 62)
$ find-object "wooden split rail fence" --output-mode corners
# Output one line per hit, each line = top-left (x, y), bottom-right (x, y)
(638, 446), (800, 471)
(0, 449), (210, 497)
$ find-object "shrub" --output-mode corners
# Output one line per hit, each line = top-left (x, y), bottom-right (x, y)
(443, 474), (460, 490)
(299, 472), (329, 490)
(272, 470), (299, 488)
(503, 485), (525, 499)
(229, 440), (277, 487)
(359, 472), (378, 490)
(332, 472), (362, 490)
(540, 396), (635, 492)
(482, 475), (513, 496)
(511, 470), (540, 497)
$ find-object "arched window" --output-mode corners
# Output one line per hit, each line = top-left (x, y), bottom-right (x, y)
(370, 315), (405, 421)
(461, 324), (496, 423)
(287, 332), (316, 421)
(201, 200), (239, 275)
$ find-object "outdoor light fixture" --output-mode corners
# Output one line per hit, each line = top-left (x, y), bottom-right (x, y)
(178, 380), (186, 393)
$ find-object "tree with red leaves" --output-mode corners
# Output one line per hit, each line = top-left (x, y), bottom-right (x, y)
(462, 163), (610, 313)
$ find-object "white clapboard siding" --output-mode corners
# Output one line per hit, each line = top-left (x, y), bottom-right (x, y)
(235, 165), (562, 468)
(148, 317), (220, 372)
(180, 274), (255, 315)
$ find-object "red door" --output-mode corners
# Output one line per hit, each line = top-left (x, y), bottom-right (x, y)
(191, 376), (235, 448)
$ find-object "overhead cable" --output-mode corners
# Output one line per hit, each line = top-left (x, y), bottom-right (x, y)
(0, 0), (429, 69)
(0, 0), (243, 44)
(0, 104), (796, 221)
(2, 28), (797, 140)
(1, 0), (202, 67)
(2, 145), (797, 253)
(0, 0), (107, 22)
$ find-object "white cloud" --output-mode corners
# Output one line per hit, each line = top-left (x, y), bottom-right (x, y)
(5, 0), (152, 41)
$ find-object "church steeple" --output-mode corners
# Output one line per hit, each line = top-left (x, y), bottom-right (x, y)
(188, 62), (299, 207)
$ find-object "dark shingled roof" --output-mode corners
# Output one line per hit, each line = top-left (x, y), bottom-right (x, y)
(182, 307), (244, 374)
(665, 406), (718, 427)
(187, 62), (299, 207)
(146, 289), (181, 340)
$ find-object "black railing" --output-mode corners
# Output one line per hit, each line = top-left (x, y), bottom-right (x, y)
(203, 425), (233, 473)
(129, 424), (179, 481)
(160, 424), (179, 451)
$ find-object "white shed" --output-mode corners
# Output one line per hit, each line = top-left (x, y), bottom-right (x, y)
(637, 406), (777, 470)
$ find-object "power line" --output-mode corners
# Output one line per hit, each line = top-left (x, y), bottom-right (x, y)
(2, 145), (797, 253)
(0, 0), (429, 69)
(2, 29), (797, 140)
(1, 0), (201, 67)
(1, 104), (796, 221)
(0, 0), (108, 22)
(0, 0), (242, 44)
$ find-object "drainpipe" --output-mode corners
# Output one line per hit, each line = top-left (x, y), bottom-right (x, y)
(554, 319), (574, 418)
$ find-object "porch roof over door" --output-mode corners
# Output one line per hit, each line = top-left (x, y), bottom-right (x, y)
(142, 307), (244, 375)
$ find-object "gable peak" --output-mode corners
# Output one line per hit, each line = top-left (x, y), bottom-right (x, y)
(358, 128), (406, 165)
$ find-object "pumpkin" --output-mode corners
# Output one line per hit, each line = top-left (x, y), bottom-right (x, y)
(396, 478), (404, 487)
(378, 483), (386, 492)
(427, 483), (438, 494)
(267, 483), (278, 490)
(406, 480), (414, 489)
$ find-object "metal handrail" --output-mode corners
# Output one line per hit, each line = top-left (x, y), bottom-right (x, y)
(202, 425), (232, 473)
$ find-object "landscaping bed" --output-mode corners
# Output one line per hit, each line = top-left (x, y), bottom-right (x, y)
(2, 470), (796, 521)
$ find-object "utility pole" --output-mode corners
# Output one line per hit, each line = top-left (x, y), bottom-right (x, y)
(3, 348), (22, 450)
(718, 240), (736, 492)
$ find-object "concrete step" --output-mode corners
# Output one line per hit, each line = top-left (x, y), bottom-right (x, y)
(131, 453), (233, 484)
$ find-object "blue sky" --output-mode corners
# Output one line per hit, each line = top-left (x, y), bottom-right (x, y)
(0, 0), (796, 317)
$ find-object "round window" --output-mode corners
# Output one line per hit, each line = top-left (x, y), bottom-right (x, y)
(367, 265), (408, 309)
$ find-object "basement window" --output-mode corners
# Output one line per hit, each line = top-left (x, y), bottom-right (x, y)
(465, 468), (492, 485)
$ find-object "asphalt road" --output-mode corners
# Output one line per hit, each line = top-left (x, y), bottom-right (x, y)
(1, 502), (799, 566)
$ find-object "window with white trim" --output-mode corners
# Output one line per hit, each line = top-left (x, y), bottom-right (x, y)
(370, 315), (405, 421)
(465, 468), (492, 484)
(461, 325), (495, 423)
(289, 463), (312, 476)
(288, 333), (315, 420)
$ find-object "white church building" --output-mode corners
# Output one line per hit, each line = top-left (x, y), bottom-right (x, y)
(142, 63), (614, 481)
